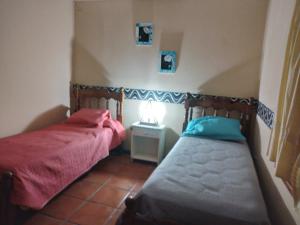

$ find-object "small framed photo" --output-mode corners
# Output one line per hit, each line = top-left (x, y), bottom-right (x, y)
(136, 23), (153, 46)
(159, 51), (176, 73)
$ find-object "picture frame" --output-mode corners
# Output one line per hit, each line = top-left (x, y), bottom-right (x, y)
(159, 50), (176, 73)
(136, 23), (153, 46)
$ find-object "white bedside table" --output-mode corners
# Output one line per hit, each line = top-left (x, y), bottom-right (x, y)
(131, 122), (166, 164)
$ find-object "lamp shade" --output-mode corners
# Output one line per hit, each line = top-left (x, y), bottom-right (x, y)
(139, 100), (166, 125)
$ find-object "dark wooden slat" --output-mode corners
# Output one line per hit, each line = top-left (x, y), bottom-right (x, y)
(226, 111), (230, 117)
(72, 84), (124, 123)
(0, 171), (14, 225)
(182, 93), (256, 138)
(189, 108), (193, 121)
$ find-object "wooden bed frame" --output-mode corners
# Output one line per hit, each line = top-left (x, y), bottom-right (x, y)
(0, 83), (124, 225)
(118, 93), (257, 225)
(72, 84), (124, 123)
(182, 93), (256, 138)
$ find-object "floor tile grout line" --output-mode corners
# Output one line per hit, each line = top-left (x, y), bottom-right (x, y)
(42, 187), (141, 223)
(63, 175), (113, 200)
(62, 173), (138, 224)
(86, 183), (133, 209)
(41, 177), (113, 224)
(101, 183), (135, 225)
(68, 169), (141, 223)
(58, 174), (139, 223)
(63, 177), (115, 224)
(100, 177), (145, 225)
(102, 207), (122, 225)
(32, 155), (154, 225)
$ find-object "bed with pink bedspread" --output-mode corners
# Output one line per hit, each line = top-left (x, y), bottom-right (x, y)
(0, 85), (125, 225)
(0, 109), (125, 210)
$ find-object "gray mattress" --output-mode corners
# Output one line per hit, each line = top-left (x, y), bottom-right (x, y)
(134, 137), (269, 225)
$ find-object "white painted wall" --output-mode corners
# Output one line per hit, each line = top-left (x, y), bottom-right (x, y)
(253, 0), (299, 224)
(74, 0), (269, 151)
(0, 0), (74, 138)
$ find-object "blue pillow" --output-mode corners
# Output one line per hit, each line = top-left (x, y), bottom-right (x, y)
(182, 116), (246, 141)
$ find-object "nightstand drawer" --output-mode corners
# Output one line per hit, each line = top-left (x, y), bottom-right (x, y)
(132, 127), (160, 138)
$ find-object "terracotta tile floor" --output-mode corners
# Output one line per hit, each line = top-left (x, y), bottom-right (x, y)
(23, 153), (155, 225)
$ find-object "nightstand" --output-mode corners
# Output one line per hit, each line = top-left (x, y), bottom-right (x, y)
(131, 122), (166, 164)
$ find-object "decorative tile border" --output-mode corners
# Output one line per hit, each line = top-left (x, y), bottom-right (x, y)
(257, 101), (274, 128)
(72, 83), (274, 129)
(124, 88), (186, 104)
(72, 83), (254, 105)
(191, 94), (256, 105)
(72, 84), (186, 103)
(72, 83), (120, 93)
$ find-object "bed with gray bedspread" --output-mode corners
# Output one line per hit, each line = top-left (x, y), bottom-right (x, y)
(134, 136), (270, 225)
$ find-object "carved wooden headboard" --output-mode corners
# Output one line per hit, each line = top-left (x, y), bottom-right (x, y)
(183, 93), (256, 138)
(71, 84), (124, 123)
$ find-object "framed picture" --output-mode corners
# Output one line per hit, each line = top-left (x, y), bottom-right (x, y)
(136, 23), (153, 46)
(159, 50), (176, 73)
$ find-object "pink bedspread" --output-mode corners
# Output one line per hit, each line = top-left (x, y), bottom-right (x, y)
(0, 114), (125, 209)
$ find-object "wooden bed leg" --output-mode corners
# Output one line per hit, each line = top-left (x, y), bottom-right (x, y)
(0, 172), (15, 225)
(117, 196), (138, 225)
(117, 196), (183, 225)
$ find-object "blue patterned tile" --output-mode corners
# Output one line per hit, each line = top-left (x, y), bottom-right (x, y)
(71, 84), (255, 105)
(257, 101), (274, 128)
(73, 84), (119, 93)
(124, 88), (186, 104)
(72, 83), (275, 129)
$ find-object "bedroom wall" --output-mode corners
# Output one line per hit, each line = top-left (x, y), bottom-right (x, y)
(253, 0), (299, 224)
(73, 0), (269, 151)
(0, 0), (74, 138)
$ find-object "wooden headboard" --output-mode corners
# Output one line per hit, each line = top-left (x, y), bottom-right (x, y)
(183, 93), (256, 138)
(71, 84), (124, 123)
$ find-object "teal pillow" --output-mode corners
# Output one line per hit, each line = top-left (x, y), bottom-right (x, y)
(182, 116), (246, 141)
